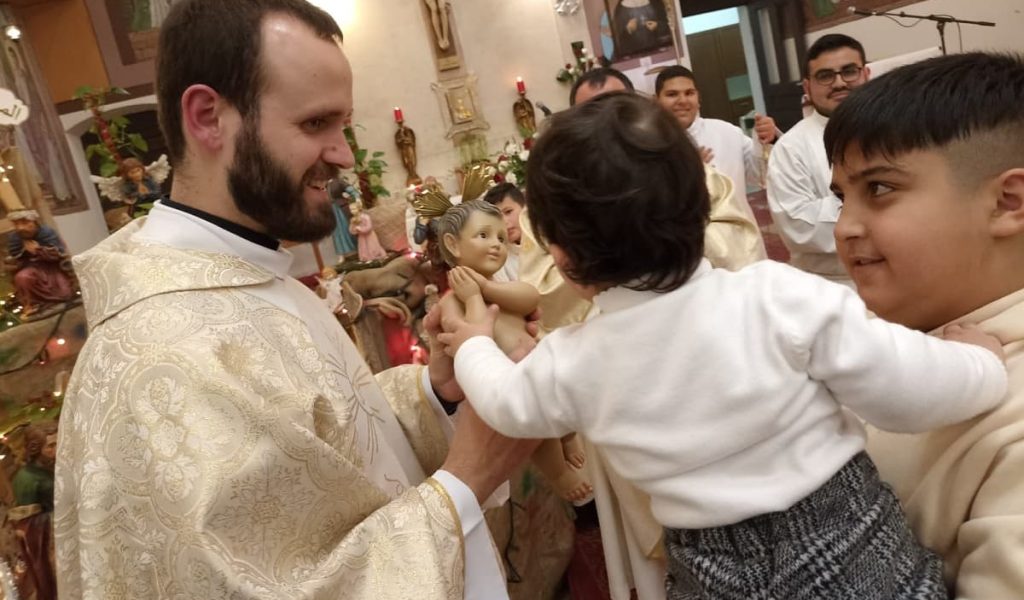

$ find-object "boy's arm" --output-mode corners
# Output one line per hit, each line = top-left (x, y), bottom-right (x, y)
(448, 328), (575, 440)
(789, 277), (1007, 432)
(437, 297), (563, 441)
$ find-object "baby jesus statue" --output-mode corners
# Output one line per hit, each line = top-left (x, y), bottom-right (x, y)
(422, 197), (592, 503)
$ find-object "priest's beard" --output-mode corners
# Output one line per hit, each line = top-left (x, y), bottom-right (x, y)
(227, 119), (339, 242)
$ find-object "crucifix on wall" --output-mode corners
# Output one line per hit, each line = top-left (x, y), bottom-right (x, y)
(422, 0), (460, 72)
(418, 0), (489, 156)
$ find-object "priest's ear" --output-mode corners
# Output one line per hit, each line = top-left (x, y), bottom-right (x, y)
(442, 232), (462, 263)
(990, 167), (1024, 238)
(181, 84), (237, 157)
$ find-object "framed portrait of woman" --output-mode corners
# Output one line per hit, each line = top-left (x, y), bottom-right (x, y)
(584, 0), (683, 70)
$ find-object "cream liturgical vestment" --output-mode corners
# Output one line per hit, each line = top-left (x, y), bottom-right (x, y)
(868, 288), (1024, 599)
(54, 205), (501, 599)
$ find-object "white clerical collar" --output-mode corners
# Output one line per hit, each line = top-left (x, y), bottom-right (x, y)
(136, 202), (294, 279)
(593, 259), (713, 313)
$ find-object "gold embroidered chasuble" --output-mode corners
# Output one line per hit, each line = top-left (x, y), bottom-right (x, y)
(54, 219), (464, 599)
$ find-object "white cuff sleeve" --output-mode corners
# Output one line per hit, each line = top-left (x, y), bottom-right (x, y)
(432, 470), (509, 600)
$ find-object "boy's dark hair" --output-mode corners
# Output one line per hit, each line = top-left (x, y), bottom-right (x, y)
(654, 65), (696, 96)
(824, 52), (1024, 186)
(157, 0), (342, 166)
(569, 68), (635, 106)
(806, 34), (866, 76)
(483, 182), (524, 207)
(526, 93), (709, 293)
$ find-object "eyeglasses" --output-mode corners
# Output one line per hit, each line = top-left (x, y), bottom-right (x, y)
(811, 64), (864, 86)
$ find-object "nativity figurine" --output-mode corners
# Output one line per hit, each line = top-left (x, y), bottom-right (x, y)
(92, 154), (171, 219)
(8, 422), (58, 600)
(348, 201), (388, 262)
(418, 194), (592, 503)
(4, 209), (76, 318)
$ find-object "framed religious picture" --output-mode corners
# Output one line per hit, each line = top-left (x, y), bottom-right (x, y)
(584, 0), (683, 70)
(431, 75), (489, 140)
(446, 86), (476, 125)
(84, 0), (183, 90)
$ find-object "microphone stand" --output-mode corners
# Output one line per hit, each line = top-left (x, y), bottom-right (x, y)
(858, 10), (995, 55)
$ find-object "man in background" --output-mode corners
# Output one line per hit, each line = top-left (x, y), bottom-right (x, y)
(767, 34), (870, 285)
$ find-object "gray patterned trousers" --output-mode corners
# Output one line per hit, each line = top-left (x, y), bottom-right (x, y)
(664, 453), (947, 599)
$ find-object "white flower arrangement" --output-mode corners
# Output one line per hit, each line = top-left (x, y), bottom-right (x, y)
(492, 139), (528, 189)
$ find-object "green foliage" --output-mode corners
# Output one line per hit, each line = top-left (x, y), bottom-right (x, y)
(344, 124), (391, 199)
(555, 43), (607, 86)
(73, 86), (148, 178)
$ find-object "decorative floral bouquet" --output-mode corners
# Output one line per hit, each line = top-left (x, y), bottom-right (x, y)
(555, 42), (608, 86)
(492, 140), (529, 188)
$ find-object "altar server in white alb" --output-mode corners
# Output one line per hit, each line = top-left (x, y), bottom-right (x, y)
(767, 34), (869, 284)
(654, 65), (778, 197)
(440, 93), (1008, 600)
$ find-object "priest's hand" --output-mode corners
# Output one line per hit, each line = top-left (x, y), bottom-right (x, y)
(442, 403), (542, 505)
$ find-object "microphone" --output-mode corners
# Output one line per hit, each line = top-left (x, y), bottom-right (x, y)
(848, 6), (877, 17)
(535, 101), (553, 117)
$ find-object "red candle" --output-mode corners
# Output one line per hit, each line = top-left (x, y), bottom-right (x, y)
(393, 106), (404, 122)
(516, 77), (526, 94)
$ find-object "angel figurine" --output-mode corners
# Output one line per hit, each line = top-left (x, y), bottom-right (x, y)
(92, 155), (171, 218)
(415, 185), (593, 503)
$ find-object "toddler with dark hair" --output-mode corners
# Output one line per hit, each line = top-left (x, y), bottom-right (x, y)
(439, 93), (1008, 599)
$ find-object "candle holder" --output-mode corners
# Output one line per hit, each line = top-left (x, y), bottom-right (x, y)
(512, 87), (537, 148)
(394, 118), (421, 186)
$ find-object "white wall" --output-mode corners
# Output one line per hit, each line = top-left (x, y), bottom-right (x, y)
(809, 0), (1024, 60)
(333, 0), (692, 191)
(335, 0), (573, 194)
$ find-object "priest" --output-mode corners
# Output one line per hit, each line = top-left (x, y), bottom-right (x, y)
(54, 1), (537, 598)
